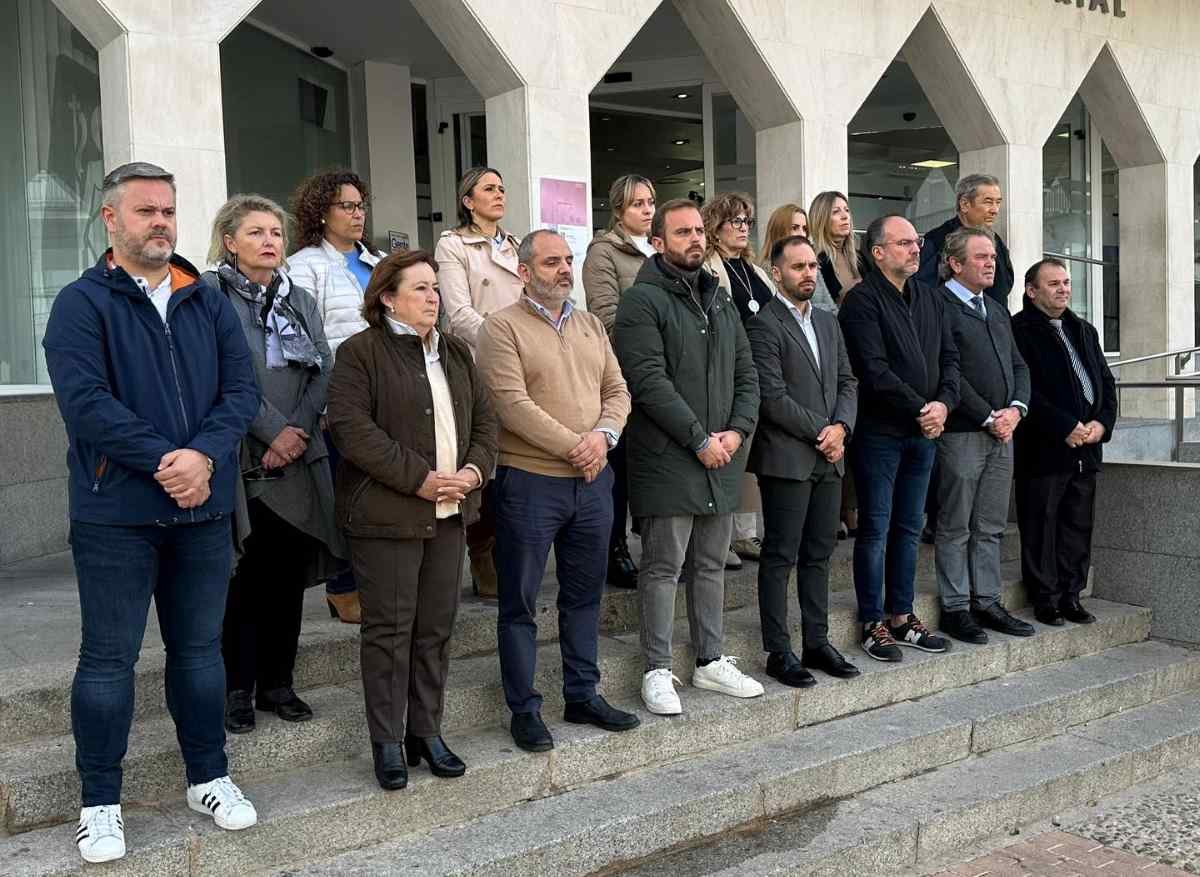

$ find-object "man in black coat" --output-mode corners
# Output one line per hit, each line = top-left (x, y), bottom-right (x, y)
(747, 235), (860, 687)
(917, 173), (1014, 308)
(838, 215), (958, 663)
(933, 228), (1035, 645)
(1011, 258), (1117, 626)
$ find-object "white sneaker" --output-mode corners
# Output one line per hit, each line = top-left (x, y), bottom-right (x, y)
(187, 775), (258, 830)
(76, 804), (125, 863)
(641, 669), (683, 715)
(692, 656), (765, 698)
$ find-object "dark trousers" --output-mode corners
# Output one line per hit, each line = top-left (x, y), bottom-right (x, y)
(1015, 468), (1097, 610)
(323, 429), (356, 596)
(608, 433), (631, 550)
(350, 518), (464, 742)
(223, 499), (314, 695)
(850, 432), (936, 623)
(757, 463), (841, 653)
(494, 465), (613, 714)
(70, 518), (231, 805)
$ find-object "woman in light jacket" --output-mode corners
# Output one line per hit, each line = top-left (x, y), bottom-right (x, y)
(287, 170), (385, 624)
(434, 166), (523, 598)
(327, 249), (497, 790)
(702, 192), (773, 569)
(203, 194), (345, 735)
(581, 173), (656, 591)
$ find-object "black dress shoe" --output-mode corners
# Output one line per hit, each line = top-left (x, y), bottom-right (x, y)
(940, 609), (988, 644)
(1060, 598), (1096, 625)
(974, 603), (1036, 637)
(564, 695), (641, 732)
(765, 651), (818, 688)
(1034, 605), (1066, 626)
(607, 541), (638, 589)
(224, 690), (255, 734)
(510, 711), (554, 752)
(255, 686), (313, 722)
(404, 734), (466, 777)
(801, 643), (861, 679)
(371, 742), (408, 790)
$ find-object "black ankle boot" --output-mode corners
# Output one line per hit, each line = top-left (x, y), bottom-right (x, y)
(404, 734), (466, 778)
(371, 742), (408, 790)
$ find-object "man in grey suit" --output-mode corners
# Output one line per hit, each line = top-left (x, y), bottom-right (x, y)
(747, 235), (860, 686)
(935, 227), (1036, 644)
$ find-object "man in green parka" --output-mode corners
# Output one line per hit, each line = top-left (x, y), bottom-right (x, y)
(614, 198), (763, 717)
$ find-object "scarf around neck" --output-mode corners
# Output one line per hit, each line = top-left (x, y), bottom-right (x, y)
(217, 262), (322, 370)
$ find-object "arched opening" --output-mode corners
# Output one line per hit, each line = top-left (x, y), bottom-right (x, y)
(0, 0), (104, 387)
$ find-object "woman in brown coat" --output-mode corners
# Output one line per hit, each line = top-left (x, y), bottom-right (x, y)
(581, 174), (656, 591)
(327, 250), (497, 791)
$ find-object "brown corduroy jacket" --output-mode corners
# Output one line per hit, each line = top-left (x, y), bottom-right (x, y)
(327, 324), (498, 540)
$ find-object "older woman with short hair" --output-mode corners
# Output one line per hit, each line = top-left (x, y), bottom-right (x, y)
(327, 249), (497, 791)
(202, 194), (344, 735)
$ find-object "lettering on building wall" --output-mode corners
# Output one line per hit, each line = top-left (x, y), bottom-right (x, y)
(1054, 0), (1128, 16)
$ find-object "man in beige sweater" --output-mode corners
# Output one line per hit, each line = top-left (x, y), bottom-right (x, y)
(477, 230), (639, 753)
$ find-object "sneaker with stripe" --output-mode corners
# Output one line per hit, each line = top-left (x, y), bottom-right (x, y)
(888, 614), (950, 653)
(76, 804), (125, 863)
(186, 775), (258, 830)
(861, 621), (903, 662)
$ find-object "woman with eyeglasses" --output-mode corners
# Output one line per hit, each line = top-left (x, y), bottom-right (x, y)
(288, 171), (386, 624)
(701, 192), (771, 567)
(202, 194), (344, 735)
(327, 249), (497, 790)
(434, 166), (523, 599)
(582, 173), (657, 591)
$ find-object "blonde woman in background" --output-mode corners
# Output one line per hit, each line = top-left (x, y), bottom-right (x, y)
(582, 173), (657, 590)
(760, 204), (837, 313)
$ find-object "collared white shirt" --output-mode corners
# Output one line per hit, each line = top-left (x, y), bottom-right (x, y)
(386, 316), (480, 517)
(132, 272), (172, 324)
(777, 292), (820, 370)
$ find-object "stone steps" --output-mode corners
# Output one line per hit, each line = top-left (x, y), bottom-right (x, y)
(0, 600), (1161, 874)
(0, 532), (1021, 745)
(272, 646), (1200, 876)
(0, 573), (1038, 834)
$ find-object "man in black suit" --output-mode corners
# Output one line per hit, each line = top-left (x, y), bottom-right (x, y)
(1011, 258), (1117, 626)
(933, 227), (1035, 645)
(747, 235), (860, 686)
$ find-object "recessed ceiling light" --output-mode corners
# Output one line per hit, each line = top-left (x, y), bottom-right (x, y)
(911, 159), (956, 169)
(674, 92), (690, 99)
(672, 138), (690, 146)
(605, 146), (617, 152)
(600, 115), (612, 122)
(1057, 131), (1071, 138)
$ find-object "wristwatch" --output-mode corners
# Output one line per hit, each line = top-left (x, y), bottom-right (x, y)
(204, 455), (215, 474)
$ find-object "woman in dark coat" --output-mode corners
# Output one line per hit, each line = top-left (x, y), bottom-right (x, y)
(204, 194), (345, 735)
(327, 249), (497, 790)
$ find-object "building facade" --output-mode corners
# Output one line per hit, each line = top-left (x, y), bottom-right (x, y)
(1, 0), (1198, 562)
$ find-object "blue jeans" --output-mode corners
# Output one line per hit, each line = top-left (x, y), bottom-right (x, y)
(850, 432), (936, 623)
(70, 518), (232, 805)
(324, 429), (356, 596)
(494, 465), (613, 714)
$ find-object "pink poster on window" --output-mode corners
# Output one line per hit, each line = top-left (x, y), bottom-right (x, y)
(539, 178), (588, 227)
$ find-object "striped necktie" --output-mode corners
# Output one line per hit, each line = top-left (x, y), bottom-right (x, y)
(1049, 318), (1095, 405)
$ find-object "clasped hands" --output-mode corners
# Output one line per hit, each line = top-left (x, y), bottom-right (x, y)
(567, 431), (610, 483)
(417, 467), (481, 504)
(917, 401), (948, 439)
(154, 448), (212, 510)
(987, 407), (1023, 443)
(1066, 420), (1106, 448)
(815, 423), (847, 463)
(696, 430), (743, 470)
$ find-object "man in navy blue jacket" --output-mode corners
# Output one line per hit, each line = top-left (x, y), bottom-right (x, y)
(43, 162), (260, 864)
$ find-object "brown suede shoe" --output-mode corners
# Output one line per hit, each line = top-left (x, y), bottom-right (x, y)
(326, 591), (362, 625)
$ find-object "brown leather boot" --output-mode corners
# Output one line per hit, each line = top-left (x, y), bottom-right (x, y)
(470, 544), (499, 599)
(326, 591), (362, 624)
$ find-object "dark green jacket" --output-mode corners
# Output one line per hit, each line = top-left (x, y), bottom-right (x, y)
(614, 255), (759, 518)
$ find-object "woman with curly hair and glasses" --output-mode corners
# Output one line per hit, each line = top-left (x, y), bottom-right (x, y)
(286, 170), (386, 624)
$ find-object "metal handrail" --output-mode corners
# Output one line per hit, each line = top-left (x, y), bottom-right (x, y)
(1111, 346), (1200, 369)
(1114, 378), (1200, 462)
(1042, 250), (1116, 268)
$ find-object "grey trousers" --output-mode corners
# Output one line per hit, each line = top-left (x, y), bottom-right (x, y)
(934, 431), (1013, 611)
(638, 513), (733, 671)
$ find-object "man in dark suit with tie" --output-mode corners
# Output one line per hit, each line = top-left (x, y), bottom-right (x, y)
(933, 228), (1035, 645)
(746, 235), (860, 686)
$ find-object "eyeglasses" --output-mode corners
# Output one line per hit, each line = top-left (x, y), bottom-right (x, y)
(333, 201), (369, 215)
(241, 463), (284, 482)
(886, 236), (925, 250)
(729, 216), (756, 230)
